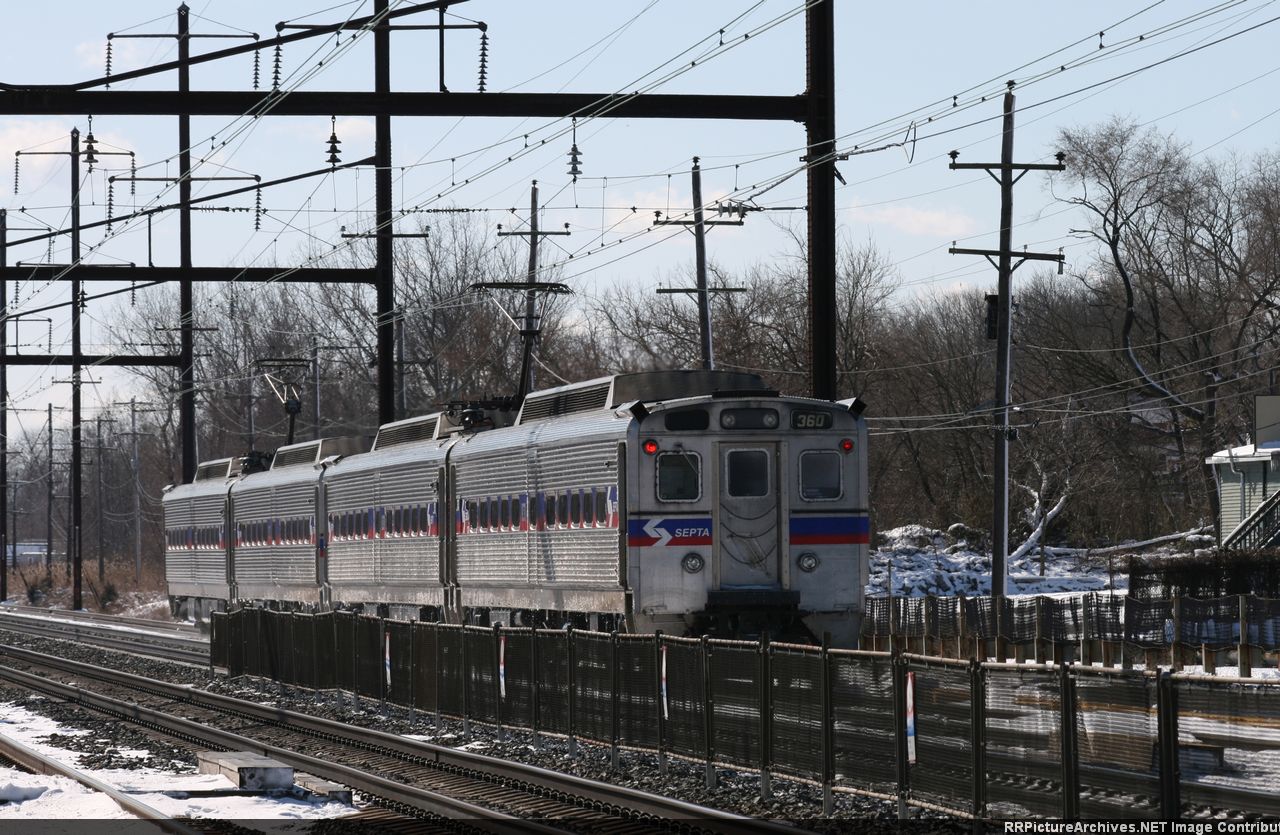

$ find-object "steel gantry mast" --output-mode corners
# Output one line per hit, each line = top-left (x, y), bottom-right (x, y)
(0, 1), (842, 604)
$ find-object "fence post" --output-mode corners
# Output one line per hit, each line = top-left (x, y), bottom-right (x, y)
(531, 627), (542, 751)
(381, 618), (389, 714)
(350, 615), (360, 709)
(461, 625), (471, 742)
(312, 612), (320, 692)
(1156, 671), (1181, 819)
(610, 630), (620, 770)
(759, 633), (771, 801)
(1239, 594), (1252, 678)
(655, 631), (667, 776)
(701, 634), (716, 789)
(888, 595), (898, 651)
(409, 622), (417, 719)
(494, 624), (505, 742)
(1035, 597), (1047, 664)
(1171, 598), (1183, 672)
(433, 622), (442, 730)
(892, 646), (909, 820)
(923, 596), (934, 656)
(995, 598), (1008, 663)
(821, 632), (834, 816)
(1059, 662), (1079, 820)
(567, 625), (578, 759)
(969, 658), (986, 819)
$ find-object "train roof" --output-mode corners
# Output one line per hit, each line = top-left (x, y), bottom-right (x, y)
(515, 369), (767, 425)
(193, 457), (241, 482)
(271, 436), (370, 470)
(372, 413), (442, 450)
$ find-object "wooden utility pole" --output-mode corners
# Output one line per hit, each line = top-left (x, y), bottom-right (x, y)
(0, 209), (6, 604)
(654, 158), (745, 370)
(493, 181), (570, 401)
(691, 160), (712, 369)
(94, 414), (116, 583)
(948, 83), (1064, 654)
(45, 404), (53, 577)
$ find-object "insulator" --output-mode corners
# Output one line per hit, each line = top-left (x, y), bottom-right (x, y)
(272, 41), (283, 91)
(325, 116), (341, 165)
(129, 154), (136, 196)
(254, 189), (262, 231)
(104, 39), (113, 89)
(477, 31), (489, 93)
(130, 280), (137, 307)
(252, 49), (261, 90)
(567, 144), (582, 180)
(13, 154), (18, 194)
(106, 181), (114, 234)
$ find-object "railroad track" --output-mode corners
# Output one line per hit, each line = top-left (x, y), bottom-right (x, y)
(0, 609), (209, 666)
(0, 727), (204, 834)
(0, 643), (793, 832)
(0, 604), (201, 635)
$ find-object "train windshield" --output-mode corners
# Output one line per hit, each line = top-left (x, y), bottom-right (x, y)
(726, 449), (770, 497)
(657, 452), (700, 501)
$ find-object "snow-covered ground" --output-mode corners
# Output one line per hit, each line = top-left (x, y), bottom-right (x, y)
(0, 702), (355, 821)
(865, 524), (1206, 597)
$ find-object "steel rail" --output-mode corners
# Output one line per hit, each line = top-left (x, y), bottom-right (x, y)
(0, 643), (793, 830)
(0, 726), (205, 835)
(0, 661), (549, 829)
(0, 605), (201, 634)
(0, 618), (209, 666)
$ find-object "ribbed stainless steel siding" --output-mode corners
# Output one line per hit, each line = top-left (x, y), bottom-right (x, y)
(452, 410), (630, 590)
(229, 464), (320, 589)
(325, 444), (447, 589)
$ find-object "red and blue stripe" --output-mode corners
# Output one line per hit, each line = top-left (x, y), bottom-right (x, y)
(789, 515), (870, 545)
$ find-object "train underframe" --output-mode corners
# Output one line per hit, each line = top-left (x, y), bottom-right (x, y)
(172, 590), (857, 647)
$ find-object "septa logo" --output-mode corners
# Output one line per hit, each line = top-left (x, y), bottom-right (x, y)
(628, 517), (712, 547)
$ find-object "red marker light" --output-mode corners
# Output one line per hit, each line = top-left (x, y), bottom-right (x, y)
(643, 439), (659, 455)
(839, 438), (854, 453)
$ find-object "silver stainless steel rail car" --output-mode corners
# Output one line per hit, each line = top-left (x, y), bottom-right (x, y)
(164, 370), (869, 644)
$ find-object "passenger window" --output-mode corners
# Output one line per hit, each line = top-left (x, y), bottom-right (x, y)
(479, 499), (490, 530)
(545, 493), (557, 527)
(500, 497), (511, 529)
(569, 491), (582, 526)
(657, 452), (701, 502)
(595, 490), (608, 526)
(727, 450), (770, 498)
(583, 490), (596, 525)
(409, 506), (419, 535)
(800, 451), (842, 500)
(557, 493), (569, 528)
(392, 507), (401, 535)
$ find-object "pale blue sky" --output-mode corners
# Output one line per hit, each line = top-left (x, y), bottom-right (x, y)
(2, 1), (1278, 423)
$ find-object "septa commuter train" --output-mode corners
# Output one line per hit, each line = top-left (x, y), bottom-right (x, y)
(163, 370), (869, 644)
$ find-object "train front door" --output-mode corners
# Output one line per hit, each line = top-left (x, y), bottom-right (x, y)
(714, 443), (781, 587)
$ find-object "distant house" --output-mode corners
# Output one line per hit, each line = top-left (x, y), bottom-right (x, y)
(1206, 440), (1280, 548)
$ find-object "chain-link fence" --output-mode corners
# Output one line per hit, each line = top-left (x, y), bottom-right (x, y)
(211, 608), (1280, 819)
